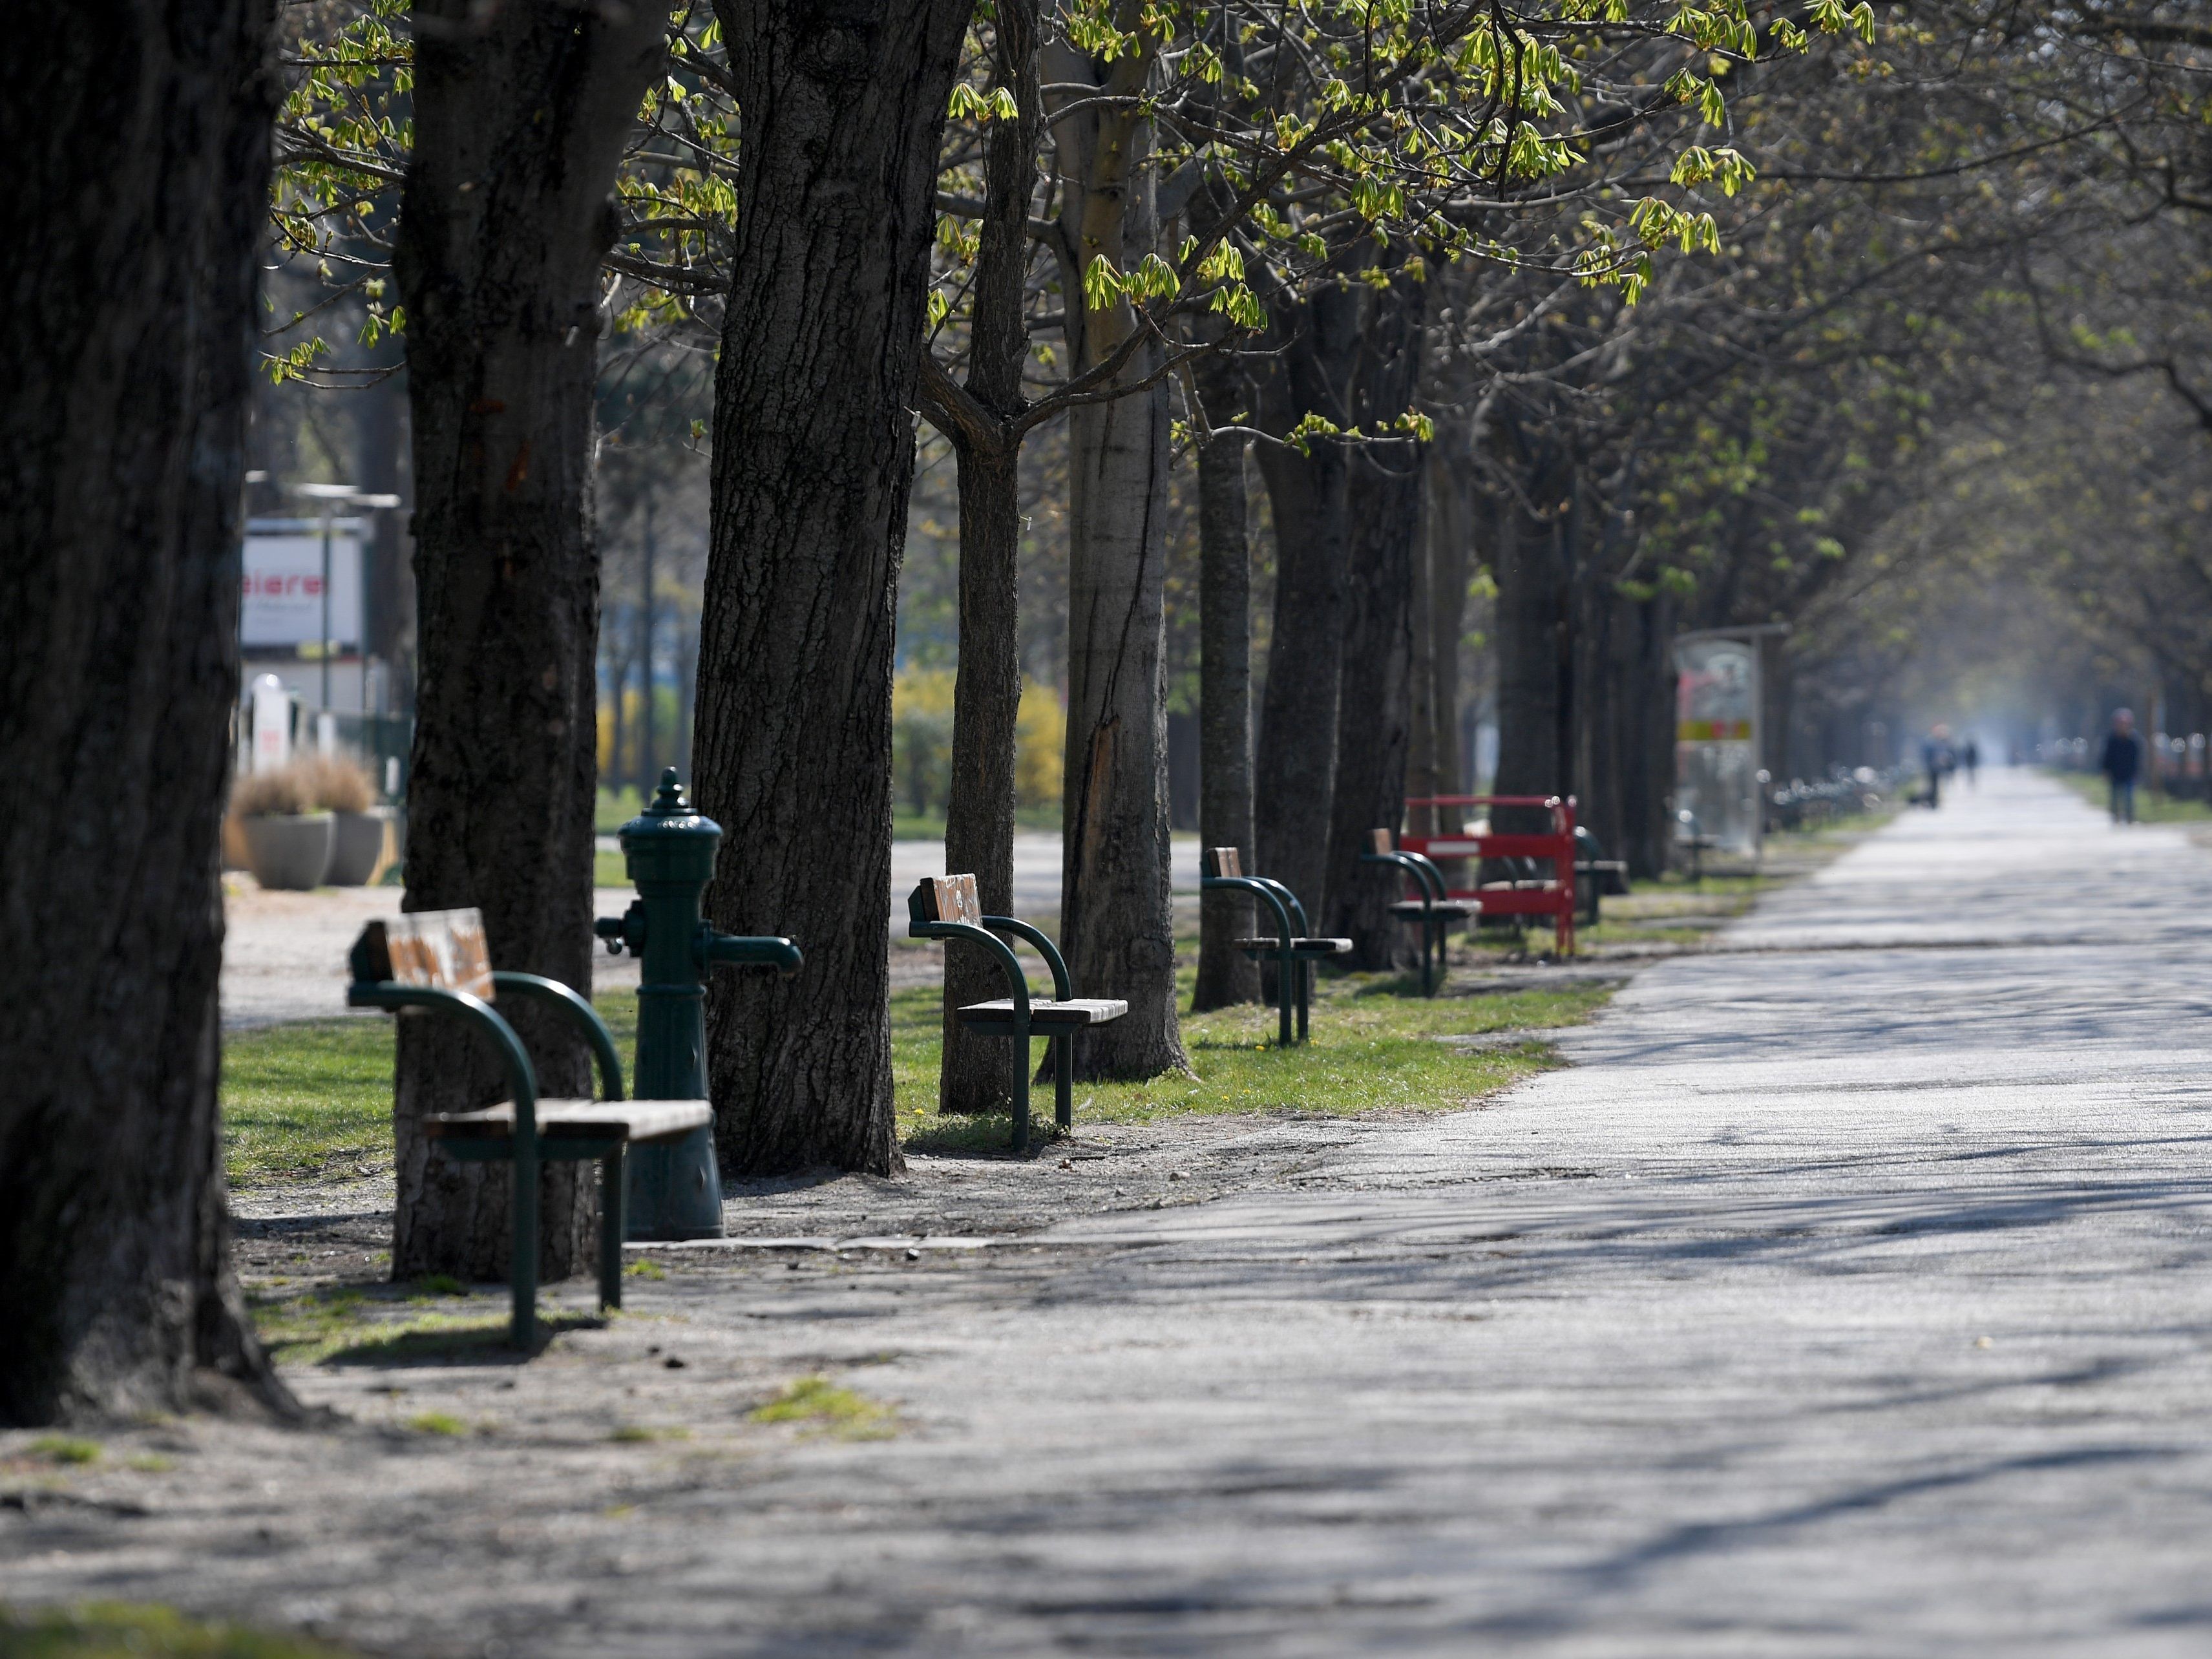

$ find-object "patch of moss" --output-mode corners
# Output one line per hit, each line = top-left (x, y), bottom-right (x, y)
(26, 1437), (100, 1467)
(0, 1601), (352, 1658)
(750, 1376), (896, 1440)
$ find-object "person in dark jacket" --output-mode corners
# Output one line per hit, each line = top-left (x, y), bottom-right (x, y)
(2101, 709), (2142, 824)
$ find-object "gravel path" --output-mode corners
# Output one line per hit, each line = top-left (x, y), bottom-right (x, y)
(19, 768), (2212, 1656)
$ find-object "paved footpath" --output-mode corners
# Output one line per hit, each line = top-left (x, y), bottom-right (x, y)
(15, 769), (2212, 1656)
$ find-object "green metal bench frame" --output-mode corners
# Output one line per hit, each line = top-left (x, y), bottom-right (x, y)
(907, 880), (1122, 1154)
(1360, 837), (1465, 996)
(348, 936), (632, 1352)
(1200, 850), (1343, 1046)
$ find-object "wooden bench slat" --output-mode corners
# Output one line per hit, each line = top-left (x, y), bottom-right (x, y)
(423, 1098), (711, 1145)
(359, 909), (496, 1000)
(929, 874), (982, 927)
(1388, 900), (1479, 918)
(954, 997), (1128, 1028)
(1232, 936), (1354, 953)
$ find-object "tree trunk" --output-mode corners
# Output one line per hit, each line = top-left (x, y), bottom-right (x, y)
(392, 0), (664, 1280)
(1047, 40), (1190, 1081)
(695, 0), (973, 1171)
(1251, 282), (1363, 916)
(1408, 442), (1472, 835)
(1623, 587), (1676, 878)
(1191, 351), (1260, 1010)
(1490, 434), (1575, 836)
(1322, 452), (1421, 966)
(938, 434), (1024, 1111)
(925, 0), (1040, 1114)
(0, 0), (287, 1423)
(1320, 280), (1426, 967)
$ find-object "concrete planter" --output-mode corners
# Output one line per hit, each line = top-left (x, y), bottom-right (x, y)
(242, 812), (333, 891)
(326, 808), (390, 885)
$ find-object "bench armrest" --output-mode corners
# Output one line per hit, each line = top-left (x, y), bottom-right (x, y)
(909, 918), (1032, 1020)
(984, 916), (1071, 1001)
(346, 981), (538, 1146)
(1400, 852), (1448, 903)
(1243, 875), (1311, 936)
(1360, 850), (1446, 906)
(1201, 874), (1294, 947)
(490, 971), (625, 1102)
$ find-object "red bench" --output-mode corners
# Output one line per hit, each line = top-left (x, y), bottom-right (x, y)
(1398, 794), (1578, 956)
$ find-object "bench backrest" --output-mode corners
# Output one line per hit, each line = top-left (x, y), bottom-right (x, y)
(1205, 846), (1243, 879)
(354, 909), (494, 1000)
(918, 874), (983, 927)
(1369, 828), (1393, 854)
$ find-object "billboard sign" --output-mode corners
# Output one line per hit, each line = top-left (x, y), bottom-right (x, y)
(1675, 636), (1761, 856)
(242, 519), (361, 650)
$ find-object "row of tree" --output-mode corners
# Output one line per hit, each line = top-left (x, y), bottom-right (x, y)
(15, 0), (2212, 1421)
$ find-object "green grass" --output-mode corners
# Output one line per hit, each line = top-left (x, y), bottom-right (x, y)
(222, 1020), (395, 1186)
(0, 1603), (352, 1658)
(596, 785), (649, 833)
(891, 806), (1062, 841)
(892, 967), (1610, 1151)
(2048, 766), (2210, 823)
(595, 851), (628, 887)
(223, 938), (1605, 1185)
(221, 997), (640, 1190)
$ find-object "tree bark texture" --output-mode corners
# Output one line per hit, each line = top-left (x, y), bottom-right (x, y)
(696, 0), (973, 1170)
(1488, 434), (1576, 839)
(0, 0), (286, 1423)
(1407, 443), (1472, 835)
(1190, 351), (1260, 1011)
(1048, 39), (1190, 1081)
(1322, 452), (1422, 966)
(1250, 282), (1363, 916)
(1319, 280), (1427, 967)
(1622, 588), (1677, 878)
(925, 0), (1040, 1114)
(392, 0), (664, 1279)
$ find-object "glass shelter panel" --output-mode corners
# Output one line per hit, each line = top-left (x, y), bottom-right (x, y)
(1675, 637), (1762, 858)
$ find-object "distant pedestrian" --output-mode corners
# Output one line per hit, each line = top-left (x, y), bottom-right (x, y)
(2101, 710), (2142, 824)
(1962, 737), (1979, 787)
(1922, 724), (1954, 808)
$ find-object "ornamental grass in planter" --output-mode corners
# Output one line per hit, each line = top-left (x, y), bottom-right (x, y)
(231, 765), (331, 890)
(301, 752), (388, 885)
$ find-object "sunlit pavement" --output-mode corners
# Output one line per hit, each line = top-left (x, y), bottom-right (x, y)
(34, 767), (2212, 1655)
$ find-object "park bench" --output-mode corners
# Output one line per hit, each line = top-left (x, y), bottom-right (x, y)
(347, 908), (710, 1349)
(1200, 847), (1350, 1045)
(907, 876), (1126, 1154)
(1362, 829), (1477, 996)
(1399, 794), (1579, 956)
(1573, 825), (1631, 926)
